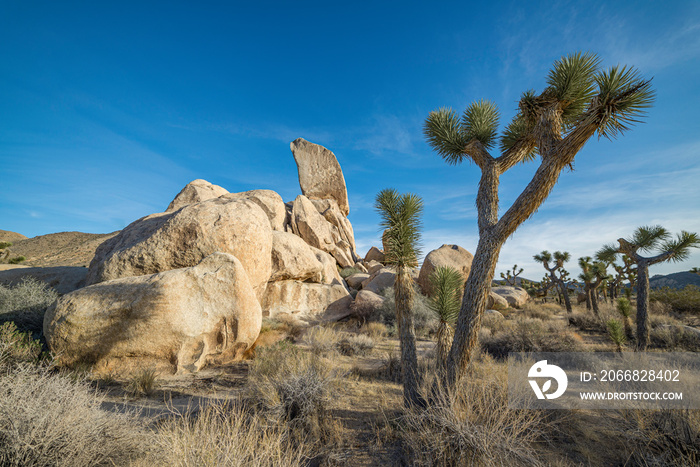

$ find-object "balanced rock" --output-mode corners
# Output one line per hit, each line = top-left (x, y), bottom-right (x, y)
(44, 253), (261, 375)
(492, 286), (530, 308)
(418, 244), (474, 295)
(166, 179), (229, 212)
(290, 195), (354, 268)
(364, 246), (385, 263)
(86, 196), (272, 295)
(222, 190), (287, 231)
(290, 138), (350, 216)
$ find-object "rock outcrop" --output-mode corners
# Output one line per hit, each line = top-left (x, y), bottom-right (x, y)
(166, 179), (229, 212)
(418, 244), (474, 295)
(223, 190), (287, 231)
(492, 286), (530, 308)
(261, 280), (351, 322)
(290, 138), (350, 215)
(44, 253), (261, 375)
(364, 246), (385, 263)
(85, 196), (273, 295)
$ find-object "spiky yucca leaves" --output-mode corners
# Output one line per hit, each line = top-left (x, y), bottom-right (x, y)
(427, 267), (463, 376)
(616, 297), (634, 340)
(594, 66), (655, 139)
(607, 319), (627, 352)
(423, 52), (654, 388)
(597, 226), (700, 350)
(375, 189), (425, 408)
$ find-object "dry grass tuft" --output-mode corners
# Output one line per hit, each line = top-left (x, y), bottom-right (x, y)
(0, 278), (58, 335)
(144, 401), (308, 467)
(360, 322), (388, 339)
(127, 368), (159, 396)
(0, 321), (44, 370)
(480, 318), (584, 358)
(399, 357), (546, 466)
(338, 334), (375, 356)
(303, 326), (341, 355)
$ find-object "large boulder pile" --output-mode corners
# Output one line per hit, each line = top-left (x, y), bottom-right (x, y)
(44, 139), (360, 375)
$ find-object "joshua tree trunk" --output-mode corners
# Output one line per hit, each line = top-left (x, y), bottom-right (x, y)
(635, 262), (650, 351)
(435, 321), (453, 379)
(395, 267), (426, 407)
(558, 280), (573, 313)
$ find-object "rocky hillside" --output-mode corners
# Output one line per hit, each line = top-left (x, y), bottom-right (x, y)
(2, 231), (118, 268)
(650, 271), (700, 289)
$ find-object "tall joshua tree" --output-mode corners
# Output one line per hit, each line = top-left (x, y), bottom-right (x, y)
(424, 52), (654, 386)
(375, 189), (426, 407)
(597, 226), (700, 350)
(534, 250), (573, 312)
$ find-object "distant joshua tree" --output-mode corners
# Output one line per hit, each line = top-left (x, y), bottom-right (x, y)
(375, 189), (426, 407)
(598, 225), (700, 350)
(533, 250), (573, 312)
(424, 52), (654, 386)
(578, 257), (609, 316)
(500, 264), (523, 286)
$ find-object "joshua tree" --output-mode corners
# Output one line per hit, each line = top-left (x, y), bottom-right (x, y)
(597, 225), (700, 350)
(607, 254), (637, 301)
(375, 188), (425, 407)
(427, 266), (462, 378)
(578, 257), (609, 316)
(533, 250), (573, 312)
(424, 52), (654, 386)
(500, 264), (523, 286)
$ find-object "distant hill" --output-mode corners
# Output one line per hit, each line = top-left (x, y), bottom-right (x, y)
(0, 230), (28, 243)
(650, 271), (700, 290)
(4, 231), (119, 268)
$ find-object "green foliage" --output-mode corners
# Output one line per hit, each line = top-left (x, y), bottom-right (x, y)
(462, 100), (500, 149)
(499, 113), (536, 162)
(594, 65), (655, 139)
(339, 267), (362, 279)
(7, 256), (25, 265)
(374, 189), (423, 269)
(546, 51), (601, 125)
(606, 319), (626, 351)
(0, 322), (44, 369)
(0, 278), (58, 336)
(0, 242), (12, 250)
(427, 266), (463, 324)
(423, 108), (470, 165)
(630, 225), (670, 252)
(661, 231), (700, 262)
(650, 285), (700, 315)
(616, 297), (632, 318)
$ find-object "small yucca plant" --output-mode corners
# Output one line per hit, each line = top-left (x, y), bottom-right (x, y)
(606, 319), (626, 352)
(427, 266), (463, 376)
(616, 297), (634, 340)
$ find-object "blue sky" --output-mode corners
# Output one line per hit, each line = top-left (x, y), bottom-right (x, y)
(1, 0), (699, 279)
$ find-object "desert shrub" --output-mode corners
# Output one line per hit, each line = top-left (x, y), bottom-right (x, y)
(616, 409), (700, 466)
(376, 286), (438, 335)
(481, 318), (584, 359)
(650, 325), (700, 351)
(568, 304), (617, 332)
(127, 368), (159, 396)
(0, 365), (148, 466)
(338, 333), (375, 356)
(340, 267), (362, 279)
(146, 401), (307, 467)
(400, 357), (546, 466)
(303, 326), (341, 355)
(519, 302), (563, 320)
(651, 285), (700, 314)
(0, 322), (44, 369)
(360, 321), (388, 338)
(0, 278), (58, 336)
(606, 319), (626, 352)
(246, 342), (342, 446)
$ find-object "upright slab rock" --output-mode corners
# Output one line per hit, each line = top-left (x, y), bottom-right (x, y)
(290, 138), (350, 216)
(44, 253), (262, 375)
(418, 244), (474, 295)
(86, 196), (272, 295)
(166, 179), (229, 212)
